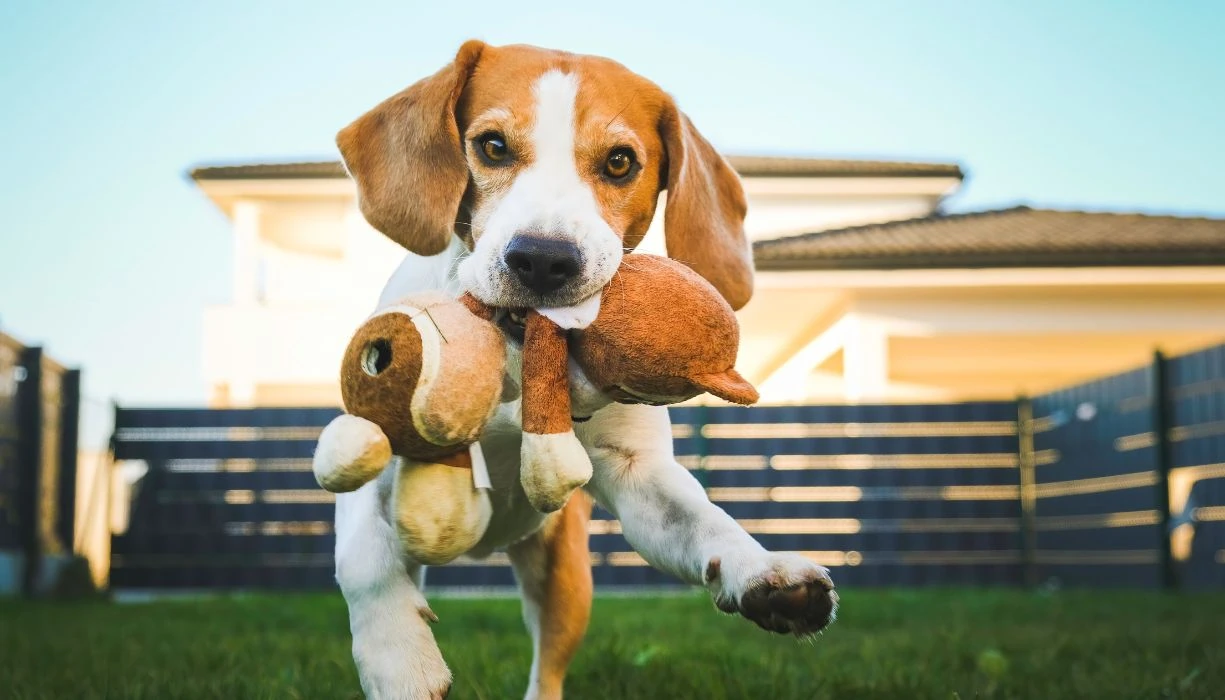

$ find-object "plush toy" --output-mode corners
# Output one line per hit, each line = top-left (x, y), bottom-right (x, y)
(311, 291), (506, 565)
(479, 253), (759, 513)
(313, 253), (759, 560)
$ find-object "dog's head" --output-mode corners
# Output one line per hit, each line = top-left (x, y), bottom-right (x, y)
(337, 40), (752, 311)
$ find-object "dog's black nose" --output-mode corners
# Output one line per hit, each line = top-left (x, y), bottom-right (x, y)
(504, 237), (581, 295)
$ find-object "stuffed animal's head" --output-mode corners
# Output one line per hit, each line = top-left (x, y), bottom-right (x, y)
(572, 254), (758, 406)
(341, 291), (506, 459)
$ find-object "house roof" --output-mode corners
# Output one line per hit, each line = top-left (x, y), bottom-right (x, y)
(188, 155), (964, 181)
(753, 206), (1225, 270)
(190, 161), (348, 181)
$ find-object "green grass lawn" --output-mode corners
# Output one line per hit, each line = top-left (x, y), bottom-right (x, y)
(1, 588), (1222, 699)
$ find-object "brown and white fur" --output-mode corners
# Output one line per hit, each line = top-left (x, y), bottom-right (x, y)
(333, 40), (837, 700)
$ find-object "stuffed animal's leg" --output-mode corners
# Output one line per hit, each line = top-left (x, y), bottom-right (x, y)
(520, 311), (593, 513)
(394, 447), (493, 565)
(313, 414), (393, 493)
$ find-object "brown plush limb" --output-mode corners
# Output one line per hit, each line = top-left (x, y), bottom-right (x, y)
(520, 310), (591, 513)
(522, 310), (573, 436)
(459, 292), (497, 322)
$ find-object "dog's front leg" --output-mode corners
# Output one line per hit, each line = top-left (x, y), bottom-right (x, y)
(581, 403), (838, 637)
(335, 469), (452, 699)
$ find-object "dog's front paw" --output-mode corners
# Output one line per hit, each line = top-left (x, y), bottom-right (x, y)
(705, 551), (837, 637)
(354, 640), (452, 700)
(362, 678), (451, 700)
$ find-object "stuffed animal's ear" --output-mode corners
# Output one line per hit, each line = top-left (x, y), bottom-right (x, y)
(694, 369), (759, 406)
(337, 40), (485, 255)
(659, 99), (753, 310)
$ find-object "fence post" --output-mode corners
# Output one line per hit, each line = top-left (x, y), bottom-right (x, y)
(1016, 396), (1037, 587)
(57, 369), (80, 553)
(1151, 350), (1178, 590)
(692, 404), (709, 489)
(15, 347), (43, 597)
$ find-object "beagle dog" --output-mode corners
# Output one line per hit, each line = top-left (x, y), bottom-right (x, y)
(333, 40), (837, 700)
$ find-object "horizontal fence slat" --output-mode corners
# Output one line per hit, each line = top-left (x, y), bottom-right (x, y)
(702, 466), (1018, 488)
(713, 500), (1021, 521)
(122, 469), (323, 491)
(109, 563), (338, 590)
(114, 407), (341, 430)
(696, 437), (1018, 457)
(113, 531), (336, 557)
(114, 440), (322, 461)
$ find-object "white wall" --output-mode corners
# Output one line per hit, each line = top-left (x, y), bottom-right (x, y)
(744, 195), (941, 240)
(203, 175), (953, 405)
(745, 277), (1225, 403)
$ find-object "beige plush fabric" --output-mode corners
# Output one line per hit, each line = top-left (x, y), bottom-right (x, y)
(394, 457), (493, 565)
(408, 292), (507, 446)
(520, 431), (593, 513)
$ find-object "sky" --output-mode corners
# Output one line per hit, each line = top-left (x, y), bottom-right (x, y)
(0, 1), (1222, 444)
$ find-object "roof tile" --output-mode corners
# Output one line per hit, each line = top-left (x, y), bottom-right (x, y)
(754, 206), (1225, 269)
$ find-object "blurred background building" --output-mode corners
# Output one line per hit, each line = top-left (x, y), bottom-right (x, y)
(194, 156), (1225, 408)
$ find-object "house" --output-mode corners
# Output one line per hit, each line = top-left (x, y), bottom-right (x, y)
(191, 157), (1225, 407)
(748, 207), (1225, 402)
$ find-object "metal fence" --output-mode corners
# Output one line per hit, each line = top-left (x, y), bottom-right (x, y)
(671, 403), (1023, 588)
(109, 408), (339, 590)
(1027, 347), (1225, 589)
(0, 334), (22, 554)
(0, 333), (81, 596)
(107, 342), (1225, 592)
(1028, 365), (1165, 587)
(1168, 344), (1225, 588)
(108, 402), (1024, 590)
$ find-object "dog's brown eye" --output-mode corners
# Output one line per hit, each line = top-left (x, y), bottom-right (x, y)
(478, 133), (510, 164)
(604, 148), (636, 180)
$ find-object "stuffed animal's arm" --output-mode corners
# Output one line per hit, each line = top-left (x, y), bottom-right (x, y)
(312, 414), (393, 492)
(522, 311), (573, 436)
(519, 311), (593, 512)
(459, 292), (497, 322)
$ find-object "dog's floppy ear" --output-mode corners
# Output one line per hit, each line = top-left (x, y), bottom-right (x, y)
(659, 99), (753, 310)
(337, 40), (485, 255)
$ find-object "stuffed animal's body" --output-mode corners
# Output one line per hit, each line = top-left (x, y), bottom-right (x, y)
(312, 291), (506, 565)
(499, 253), (760, 512)
(572, 254), (757, 405)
